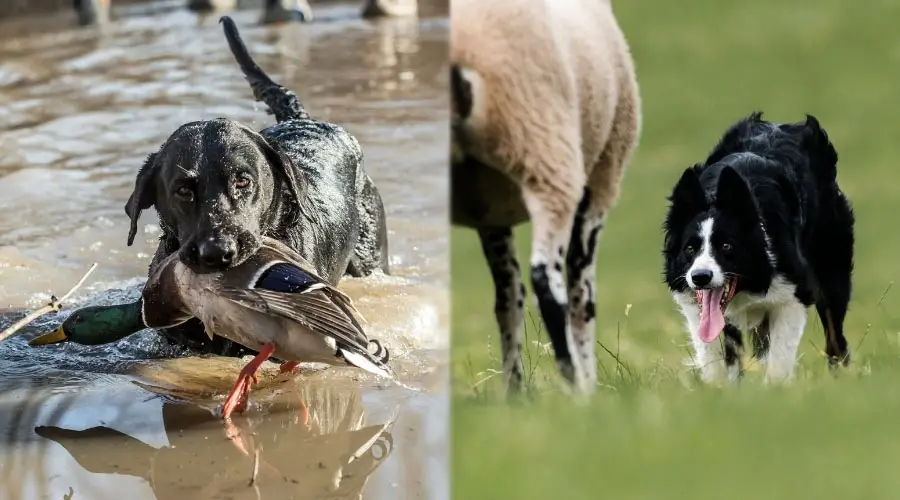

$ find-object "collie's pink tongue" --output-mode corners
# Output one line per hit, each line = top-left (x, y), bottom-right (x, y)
(698, 287), (725, 343)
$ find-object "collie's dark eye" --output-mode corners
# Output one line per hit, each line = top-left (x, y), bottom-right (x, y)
(175, 186), (193, 200)
(720, 242), (733, 254)
(684, 245), (696, 255)
(234, 176), (252, 189)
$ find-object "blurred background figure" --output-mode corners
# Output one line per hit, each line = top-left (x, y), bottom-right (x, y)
(361, 0), (417, 18)
(257, 0), (315, 24)
(0, 0), (423, 28)
(72, 0), (110, 25)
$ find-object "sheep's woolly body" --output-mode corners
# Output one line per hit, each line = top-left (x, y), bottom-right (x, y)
(452, 0), (641, 219)
(452, 0), (641, 394)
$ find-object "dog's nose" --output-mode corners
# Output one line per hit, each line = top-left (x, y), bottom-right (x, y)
(690, 269), (714, 288)
(197, 239), (237, 269)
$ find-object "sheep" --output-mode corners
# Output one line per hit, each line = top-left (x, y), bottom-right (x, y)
(450, 0), (642, 396)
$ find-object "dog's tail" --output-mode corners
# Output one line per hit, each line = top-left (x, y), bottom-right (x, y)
(800, 114), (839, 183)
(219, 16), (310, 123)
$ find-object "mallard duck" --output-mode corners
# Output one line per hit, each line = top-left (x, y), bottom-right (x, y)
(30, 237), (393, 420)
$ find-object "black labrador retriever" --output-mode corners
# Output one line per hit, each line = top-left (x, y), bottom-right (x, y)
(124, 16), (390, 357)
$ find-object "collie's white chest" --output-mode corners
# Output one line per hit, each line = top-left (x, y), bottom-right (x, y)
(725, 276), (802, 331)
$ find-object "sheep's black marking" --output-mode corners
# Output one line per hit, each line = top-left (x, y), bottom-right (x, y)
(530, 263), (572, 371)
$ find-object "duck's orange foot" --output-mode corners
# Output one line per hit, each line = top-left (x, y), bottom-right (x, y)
(221, 374), (253, 419)
(220, 343), (276, 421)
(279, 360), (302, 375)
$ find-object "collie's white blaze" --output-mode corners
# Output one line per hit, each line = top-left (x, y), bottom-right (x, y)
(686, 217), (725, 288)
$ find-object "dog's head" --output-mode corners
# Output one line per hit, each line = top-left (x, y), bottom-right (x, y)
(662, 165), (774, 342)
(124, 118), (305, 274)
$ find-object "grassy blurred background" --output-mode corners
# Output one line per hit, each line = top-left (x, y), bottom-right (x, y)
(451, 1), (900, 498)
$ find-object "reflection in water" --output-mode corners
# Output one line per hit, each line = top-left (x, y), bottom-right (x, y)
(0, 371), (396, 500)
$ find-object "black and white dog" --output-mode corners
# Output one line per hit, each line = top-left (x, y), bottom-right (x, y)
(663, 112), (854, 383)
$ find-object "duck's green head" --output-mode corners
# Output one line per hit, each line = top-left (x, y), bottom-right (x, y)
(29, 301), (146, 347)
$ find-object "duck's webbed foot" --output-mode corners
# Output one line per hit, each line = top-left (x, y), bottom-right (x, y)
(221, 343), (276, 421)
(279, 360), (302, 374)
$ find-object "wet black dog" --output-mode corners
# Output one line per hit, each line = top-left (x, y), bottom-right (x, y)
(124, 16), (390, 357)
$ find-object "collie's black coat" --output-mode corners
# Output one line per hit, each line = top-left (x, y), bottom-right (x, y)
(662, 112), (854, 366)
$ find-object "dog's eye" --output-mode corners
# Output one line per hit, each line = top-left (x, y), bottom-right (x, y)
(720, 242), (733, 254)
(234, 176), (252, 189)
(684, 245), (696, 255)
(175, 186), (193, 200)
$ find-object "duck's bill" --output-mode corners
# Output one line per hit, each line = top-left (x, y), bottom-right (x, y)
(28, 327), (69, 346)
(694, 277), (739, 344)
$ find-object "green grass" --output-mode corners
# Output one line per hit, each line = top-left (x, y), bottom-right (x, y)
(451, 1), (900, 498)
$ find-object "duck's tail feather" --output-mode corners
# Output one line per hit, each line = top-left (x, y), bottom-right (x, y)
(329, 289), (369, 325)
(219, 15), (310, 122)
(368, 338), (390, 364)
(339, 346), (394, 379)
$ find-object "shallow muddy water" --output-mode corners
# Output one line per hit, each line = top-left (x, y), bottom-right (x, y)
(0, 2), (448, 499)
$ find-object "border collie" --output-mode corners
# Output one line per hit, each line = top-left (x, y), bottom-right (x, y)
(663, 112), (854, 383)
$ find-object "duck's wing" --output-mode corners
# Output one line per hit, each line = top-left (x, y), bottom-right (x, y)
(252, 241), (369, 325)
(213, 284), (375, 360)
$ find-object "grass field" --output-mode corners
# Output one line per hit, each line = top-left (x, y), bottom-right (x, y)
(451, 1), (900, 498)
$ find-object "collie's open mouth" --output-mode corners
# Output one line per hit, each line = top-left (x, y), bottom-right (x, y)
(694, 277), (738, 343)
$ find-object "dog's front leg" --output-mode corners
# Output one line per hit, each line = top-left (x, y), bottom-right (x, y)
(674, 294), (727, 383)
(764, 301), (807, 382)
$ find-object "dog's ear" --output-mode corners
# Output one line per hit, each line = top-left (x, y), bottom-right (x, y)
(715, 167), (760, 223)
(125, 152), (160, 247)
(242, 127), (306, 225)
(663, 166), (709, 251)
(668, 166), (708, 215)
(262, 139), (305, 206)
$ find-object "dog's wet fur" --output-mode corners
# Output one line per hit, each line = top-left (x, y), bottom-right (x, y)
(124, 16), (389, 357)
(663, 112), (854, 383)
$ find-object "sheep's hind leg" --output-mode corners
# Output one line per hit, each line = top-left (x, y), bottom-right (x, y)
(478, 226), (526, 394)
(565, 188), (605, 388)
(521, 179), (590, 395)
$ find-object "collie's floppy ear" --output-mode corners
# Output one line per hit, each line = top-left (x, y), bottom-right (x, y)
(663, 166), (709, 251)
(125, 152), (160, 247)
(715, 166), (760, 223)
(668, 166), (708, 215)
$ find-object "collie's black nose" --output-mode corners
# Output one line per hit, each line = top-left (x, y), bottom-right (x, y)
(197, 238), (237, 270)
(691, 269), (714, 287)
